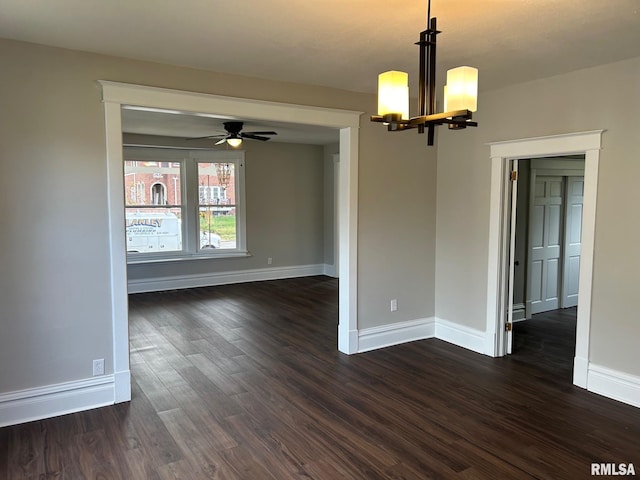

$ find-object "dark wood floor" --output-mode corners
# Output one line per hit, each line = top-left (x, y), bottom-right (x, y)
(512, 307), (578, 381)
(2, 277), (639, 479)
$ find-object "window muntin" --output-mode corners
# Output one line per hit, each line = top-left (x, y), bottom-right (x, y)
(123, 147), (245, 262)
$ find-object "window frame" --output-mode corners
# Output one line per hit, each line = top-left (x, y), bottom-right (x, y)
(123, 146), (247, 264)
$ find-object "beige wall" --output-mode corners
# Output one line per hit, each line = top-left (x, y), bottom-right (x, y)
(359, 126), (438, 328)
(323, 143), (340, 271)
(435, 56), (640, 376)
(0, 38), (436, 394)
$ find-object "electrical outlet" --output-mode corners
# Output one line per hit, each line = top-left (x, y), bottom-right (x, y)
(267, 257), (273, 265)
(92, 358), (105, 376)
(390, 299), (398, 312)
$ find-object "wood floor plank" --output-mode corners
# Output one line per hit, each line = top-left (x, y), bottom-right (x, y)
(218, 445), (282, 480)
(2, 277), (639, 479)
(230, 390), (325, 464)
(6, 422), (46, 479)
(73, 429), (125, 480)
(220, 413), (314, 480)
(132, 361), (181, 414)
(125, 380), (184, 469)
(231, 368), (402, 476)
(0, 426), (8, 476)
(157, 408), (237, 478)
(186, 352), (247, 397)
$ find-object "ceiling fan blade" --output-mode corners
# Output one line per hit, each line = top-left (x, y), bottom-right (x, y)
(242, 133), (272, 141)
(215, 138), (227, 145)
(245, 131), (277, 136)
(186, 135), (222, 140)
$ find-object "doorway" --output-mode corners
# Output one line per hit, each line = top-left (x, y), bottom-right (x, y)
(509, 157), (585, 370)
(513, 157), (585, 319)
(101, 81), (362, 404)
(486, 130), (603, 389)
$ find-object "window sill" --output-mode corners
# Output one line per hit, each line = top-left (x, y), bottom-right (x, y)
(127, 250), (251, 265)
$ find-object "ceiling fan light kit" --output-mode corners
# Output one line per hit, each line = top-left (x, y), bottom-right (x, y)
(371, 0), (478, 146)
(223, 136), (243, 147)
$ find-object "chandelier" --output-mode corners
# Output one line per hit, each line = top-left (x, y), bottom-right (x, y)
(371, 0), (478, 146)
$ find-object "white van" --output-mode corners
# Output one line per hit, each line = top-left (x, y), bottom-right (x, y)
(126, 212), (220, 253)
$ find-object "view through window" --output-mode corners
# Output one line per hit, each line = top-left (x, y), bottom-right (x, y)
(123, 147), (245, 260)
(198, 162), (237, 249)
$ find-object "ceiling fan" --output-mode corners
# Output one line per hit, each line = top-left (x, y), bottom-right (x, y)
(188, 121), (277, 147)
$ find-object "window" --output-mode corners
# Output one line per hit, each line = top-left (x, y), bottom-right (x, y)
(197, 162), (238, 249)
(123, 147), (246, 262)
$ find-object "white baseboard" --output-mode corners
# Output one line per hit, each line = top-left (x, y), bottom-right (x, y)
(358, 318), (435, 353)
(587, 364), (640, 408)
(435, 317), (487, 354)
(324, 263), (338, 278)
(573, 356), (589, 388)
(338, 327), (359, 355)
(358, 317), (640, 409)
(128, 264), (326, 293)
(0, 376), (116, 427)
(357, 317), (488, 355)
(512, 303), (526, 322)
(114, 369), (131, 403)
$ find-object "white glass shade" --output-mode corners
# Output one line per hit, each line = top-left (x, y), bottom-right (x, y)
(227, 137), (242, 147)
(377, 71), (409, 119)
(443, 84), (448, 112)
(445, 66), (478, 112)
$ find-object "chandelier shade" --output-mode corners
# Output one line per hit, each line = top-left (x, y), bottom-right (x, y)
(445, 66), (478, 112)
(377, 71), (409, 120)
(371, 0), (478, 146)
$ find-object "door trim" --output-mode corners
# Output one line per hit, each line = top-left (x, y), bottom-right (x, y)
(486, 130), (603, 389)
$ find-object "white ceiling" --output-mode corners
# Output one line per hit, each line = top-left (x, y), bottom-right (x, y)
(2, 0), (640, 144)
(120, 107), (340, 145)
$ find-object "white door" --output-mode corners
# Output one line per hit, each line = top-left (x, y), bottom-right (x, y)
(561, 176), (584, 308)
(505, 162), (519, 353)
(528, 176), (564, 314)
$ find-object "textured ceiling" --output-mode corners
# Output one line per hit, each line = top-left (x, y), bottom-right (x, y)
(2, 0), (640, 142)
(2, 0), (640, 93)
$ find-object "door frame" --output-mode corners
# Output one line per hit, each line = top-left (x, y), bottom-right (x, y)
(486, 130), (603, 388)
(100, 81), (362, 403)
